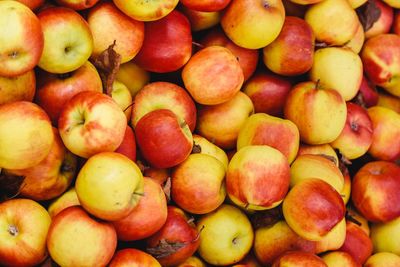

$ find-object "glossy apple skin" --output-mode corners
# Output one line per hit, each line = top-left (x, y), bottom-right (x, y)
(109, 248), (161, 267)
(182, 46), (244, 105)
(114, 125), (136, 162)
(180, 6), (220, 32)
(55, 0), (99, 10)
(113, 0), (179, 21)
(131, 81), (197, 132)
(263, 16), (314, 76)
(283, 179), (346, 241)
(47, 187), (80, 218)
(321, 251), (360, 267)
(357, 75), (379, 108)
(0, 69), (35, 105)
(345, 21), (365, 54)
(135, 109), (193, 169)
(115, 61), (150, 97)
(0, 1), (44, 77)
(113, 177), (167, 241)
(192, 134), (229, 170)
(377, 91), (400, 113)
(352, 161), (400, 223)
(201, 27), (259, 81)
(365, 0), (394, 39)
(134, 10), (191, 73)
(365, 252), (400, 267)
(180, 0), (231, 12)
(35, 61), (103, 125)
(146, 206), (200, 267)
(0, 198), (51, 267)
(370, 216), (400, 256)
(47, 206), (117, 267)
(297, 144), (339, 167)
(272, 251), (327, 267)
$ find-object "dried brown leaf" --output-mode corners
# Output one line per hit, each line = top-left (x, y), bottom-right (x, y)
(356, 0), (382, 31)
(146, 239), (186, 259)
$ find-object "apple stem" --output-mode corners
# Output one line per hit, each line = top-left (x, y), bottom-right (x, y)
(192, 42), (204, 49)
(8, 225), (18, 236)
(315, 79), (321, 90)
(192, 225), (205, 243)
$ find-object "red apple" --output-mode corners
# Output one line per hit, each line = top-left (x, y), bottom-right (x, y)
(355, 75), (379, 108)
(0, 0), (43, 77)
(0, 69), (35, 105)
(180, 0), (231, 12)
(114, 125), (136, 162)
(134, 10), (192, 73)
(55, 0), (99, 10)
(16, 0), (45, 10)
(135, 109), (193, 169)
(365, 0), (394, 39)
(393, 10), (400, 35)
(109, 249), (161, 267)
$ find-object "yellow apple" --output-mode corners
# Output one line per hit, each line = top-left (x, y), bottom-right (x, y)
(365, 252), (400, 267)
(113, 0), (179, 21)
(381, 0), (400, 8)
(111, 80), (132, 120)
(192, 134), (229, 170)
(0, 69), (35, 105)
(348, 0), (368, 8)
(315, 218), (347, 253)
(370, 216), (400, 255)
(344, 21), (365, 54)
(115, 61), (150, 97)
(47, 187), (80, 218)
(297, 143), (339, 166)
(321, 251), (359, 267)
(377, 91), (400, 113)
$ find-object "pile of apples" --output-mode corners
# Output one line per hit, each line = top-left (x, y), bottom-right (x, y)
(1, 0), (400, 266)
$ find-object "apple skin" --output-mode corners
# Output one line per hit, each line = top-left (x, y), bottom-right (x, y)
(15, 0), (45, 10)
(356, 75), (379, 108)
(352, 161), (400, 223)
(192, 134), (229, 171)
(377, 91), (400, 113)
(180, 5), (220, 32)
(114, 125), (136, 162)
(365, 252), (400, 267)
(370, 216), (400, 256)
(115, 61), (150, 97)
(237, 113), (300, 164)
(144, 167), (170, 185)
(0, 101), (54, 170)
(0, 198), (51, 267)
(197, 204), (254, 266)
(47, 187), (80, 218)
(47, 206), (117, 267)
(263, 16), (314, 76)
(75, 152), (144, 221)
(58, 90), (127, 159)
(131, 81), (197, 132)
(243, 72), (292, 116)
(345, 21), (365, 54)
(331, 102), (373, 160)
(110, 80), (133, 120)
(367, 106), (400, 161)
(348, 0), (368, 8)
(361, 34), (400, 97)
(112, 177), (167, 241)
(221, 0), (286, 49)
(0, 0), (43, 77)
(381, 0), (400, 8)
(365, 0), (394, 39)
(171, 153), (226, 214)
(227, 145), (290, 210)
(254, 220), (317, 266)
(88, 1), (144, 64)
(284, 81), (347, 145)
(146, 206), (200, 267)
(314, 218), (346, 254)
(289, 0), (324, 4)
(109, 248), (161, 267)
(182, 46), (244, 105)
(272, 251), (327, 267)
(113, 0), (179, 21)
(305, 0), (359, 46)
(297, 143), (339, 167)
(4, 128), (77, 201)
(135, 109), (193, 169)
(394, 10), (400, 35)
(35, 61), (103, 125)
(321, 251), (360, 267)
(0, 69), (35, 105)
(196, 91), (254, 150)
(310, 47), (363, 101)
(55, 0), (99, 10)
(283, 178), (346, 241)
(180, 0), (231, 12)
(201, 27), (259, 81)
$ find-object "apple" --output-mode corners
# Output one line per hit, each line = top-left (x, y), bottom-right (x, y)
(347, 206), (371, 236)
(58, 90), (127, 159)
(171, 153), (226, 214)
(283, 178), (346, 241)
(35, 61), (103, 125)
(75, 152), (144, 221)
(321, 251), (360, 267)
(197, 204), (254, 266)
(55, 0), (99, 10)
(177, 256), (206, 267)
(47, 206), (117, 266)
(394, 10), (400, 35)
(0, 198), (51, 267)
(233, 253), (262, 267)
(290, 154), (344, 193)
(131, 81), (197, 132)
(114, 125), (136, 162)
(109, 248), (161, 267)
(254, 220), (317, 265)
(263, 16), (314, 76)
(4, 128), (76, 201)
(365, 252), (400, 267)
(37, 6), (93, 74)
(341, 166), (352, 205)
(338, 221), (373, 265)
(88, 2), (144, 64)
(0, 69), (35, 105)
(356, 75), (379, 108)
(115, 61), (150, 97)
(365, 0), (394, 39)
(15, 0), (45, 10)
(237, 113), (300, 164)
(112, 177), (167, 241)
(381, 0), (400, 8)
(220, 0), (286, 49)
(227, 145), (290, 210)
(367, 106), (400, 161)
(135, 109), (193, 169)
(110, 80), (132, 120)
(200, 27), (259, 81)
(196, 91), (254, 149)
(310, 47), (363, 101)
(305, 0), (359, 46)
(0, 101), (54, 170)
(242, 71), (292, 116)
(192, 134), (229, 170)
(284, 81), (347, 145)
(314, 218), (346, 253)
(146, 206), (200, 267)
(344, 21), (365, 54)
(370, 216), (400, 255)
(288, 0), (324, 4)
(348, 0), (368, 8)
(271, 251), (327, 267)
(182, 46), (244, 105)
(377, 91), (400, 113)
(297, 143), (339, 167)
(180, 0), (231, 12)
(180, 6), (220, 32)
(361, 34), (400, 97)
(331, 102), (373, 160)
(47, 187), (80, 218)
(113, 0), (179, 21)
(144, 167), (170, 185)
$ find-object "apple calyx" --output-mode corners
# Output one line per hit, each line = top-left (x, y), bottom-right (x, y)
(356, 0), (381, 31)
(146, 239), (186, 259)
(8, 225), (18, 237)
(191, 142), (202, 154)
(262, 0), (270, 9)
